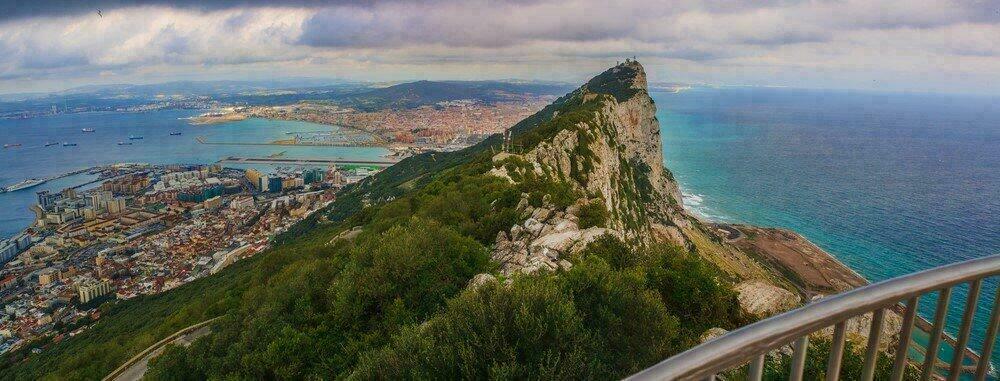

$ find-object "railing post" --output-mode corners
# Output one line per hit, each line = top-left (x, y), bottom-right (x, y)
(948, 280), (982, 381)
(748, 354), (765, 381)
(826, 322), (847, 381)
(861, 309), (886, 381)
(922, 288), (952, 381)
(790, 336), (809, 381)
(974, 286), (1000, 381)
(891, 296), (920, 381)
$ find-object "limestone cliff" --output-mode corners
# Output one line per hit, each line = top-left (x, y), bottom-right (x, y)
(483, 61), (828, 336)
(488, 60), (694, 275)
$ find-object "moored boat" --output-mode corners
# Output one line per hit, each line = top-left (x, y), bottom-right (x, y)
(4, 178), (46, 192)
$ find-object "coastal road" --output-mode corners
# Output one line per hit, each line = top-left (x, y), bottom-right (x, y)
(104, 317), (220, 381)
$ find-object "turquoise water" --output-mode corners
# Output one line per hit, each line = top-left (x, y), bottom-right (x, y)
(652, 87), (1000, 369)
(0, 110), (387, 239)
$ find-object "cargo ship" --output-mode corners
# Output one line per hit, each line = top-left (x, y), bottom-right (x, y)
(169, 132), (183, 136)
(62, 142), (78, 146)
(81, 128), (95, 132)
(128, 135), (144, 140)
(4, 178), (46, 192)
(117, 141), (133, 146)
(44, 142), (59, 147)
(3, 143), (21, 148)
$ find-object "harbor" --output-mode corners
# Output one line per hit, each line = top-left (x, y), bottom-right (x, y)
(0, 168), (93, 194)
(217, 156), (397, 167)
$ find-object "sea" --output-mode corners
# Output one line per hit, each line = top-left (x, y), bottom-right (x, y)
(651, 88), (999, 368)
(0, 109), (387, 239)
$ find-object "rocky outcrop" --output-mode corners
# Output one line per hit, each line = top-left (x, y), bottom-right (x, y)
(490, 61), (689, 250)
(485, 60), (703, 274)
(734, 280), (801, 318)
(492, 196), (611, 275)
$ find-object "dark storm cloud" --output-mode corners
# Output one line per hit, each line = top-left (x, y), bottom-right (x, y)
(297, 1), (638, 48)
(0, 0), (371, 21)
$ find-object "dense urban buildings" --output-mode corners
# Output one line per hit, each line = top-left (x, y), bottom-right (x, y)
(0, 162), (378, 354)
(220, 97), (552, 152)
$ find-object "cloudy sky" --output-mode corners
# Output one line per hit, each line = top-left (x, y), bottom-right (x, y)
(0, 0), (998, 94)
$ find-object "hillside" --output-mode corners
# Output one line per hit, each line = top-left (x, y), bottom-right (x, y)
(0, 79), (570, 117)
(1, 61), (900, 380)
(334, 80), (573, 111)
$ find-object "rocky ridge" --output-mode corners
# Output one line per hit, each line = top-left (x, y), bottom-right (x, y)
(488, 60), (694, 275)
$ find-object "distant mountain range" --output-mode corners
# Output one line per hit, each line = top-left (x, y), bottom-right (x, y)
(0, 78), (575, 117)
(336, 80), (574, 111)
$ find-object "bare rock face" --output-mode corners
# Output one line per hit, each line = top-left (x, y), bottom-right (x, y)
(513, 61), (687, 247)
(491, 195), (611, 275)
(735, 280), (801, 318)
(488, 61), (692, 272)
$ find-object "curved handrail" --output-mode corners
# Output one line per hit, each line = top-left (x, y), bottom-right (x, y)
(628, 254), (1000, 381)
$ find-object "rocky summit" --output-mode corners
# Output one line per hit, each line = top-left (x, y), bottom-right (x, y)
(489, 60), (694, 275)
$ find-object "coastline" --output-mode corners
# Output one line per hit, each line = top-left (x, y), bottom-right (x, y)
(688, 206), (984, 372)
(680, 191), (866, 298)
(713, 223), (868, 298)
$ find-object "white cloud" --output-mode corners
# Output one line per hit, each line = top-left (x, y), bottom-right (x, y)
(0, 0), (997, 94)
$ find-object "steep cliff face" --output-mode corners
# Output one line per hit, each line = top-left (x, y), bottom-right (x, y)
(488, 61), (692, 275)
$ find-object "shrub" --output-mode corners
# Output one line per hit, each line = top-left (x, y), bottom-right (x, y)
(577, 199), (609, 229)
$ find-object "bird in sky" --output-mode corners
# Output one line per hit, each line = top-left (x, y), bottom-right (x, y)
(97, 9), (103, 18)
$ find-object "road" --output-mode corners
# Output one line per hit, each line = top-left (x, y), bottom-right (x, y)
(103, 318), (219, 381)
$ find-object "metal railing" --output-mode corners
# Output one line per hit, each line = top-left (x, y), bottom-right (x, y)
(628, 254), (1000, 381)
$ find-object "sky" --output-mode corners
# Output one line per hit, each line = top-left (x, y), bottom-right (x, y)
(0, 0), (998, 95)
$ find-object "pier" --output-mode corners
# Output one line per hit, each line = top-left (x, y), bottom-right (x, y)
(217, 156), (398, 167)
(195, 136), (385, 148)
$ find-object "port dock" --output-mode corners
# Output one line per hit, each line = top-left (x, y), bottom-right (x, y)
(217, 156), (397, 167)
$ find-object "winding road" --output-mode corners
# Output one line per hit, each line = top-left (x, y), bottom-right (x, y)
(103, 317), (220, 381)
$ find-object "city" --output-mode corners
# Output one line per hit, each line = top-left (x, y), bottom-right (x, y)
(198, 97), (553, 153)
(0, 162), (378, 354)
